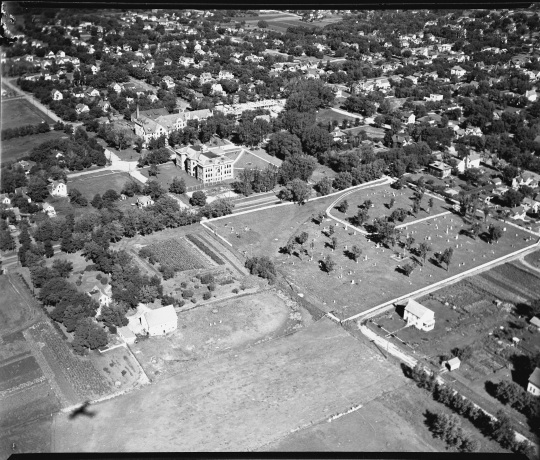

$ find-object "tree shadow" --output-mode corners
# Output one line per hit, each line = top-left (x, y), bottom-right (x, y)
(423, 409), (438, 433)
(400, 362), (413, 378)
(508, 353), (533, 386)
(68, 401), (96, 420)
(484, 380), (498, 398)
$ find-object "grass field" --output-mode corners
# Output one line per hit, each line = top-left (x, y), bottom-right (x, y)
(268, 381), (507, 453)
(52, 318), (407, 452)
(1, 98), (55, 130)
(0, 275), (38, 336)
(524, 249), (540, 268)
(209, 182), (536, 318)
(67, 171), (137, 200)
(316, 108), (358, 126)
(1, 131), (67, 165)
(336, 185), (449, 228)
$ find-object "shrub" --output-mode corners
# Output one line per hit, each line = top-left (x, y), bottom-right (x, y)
(208, 283), (216, 291)
(199, 273), (215, 284)
(109, 325), (117, 334)
(203, 291), (212, 300)
(96, 273), (102, 280)
(100, 277), (108, 285)
(182, 289), (194, 299)
(190, 298), (196, 303)
(232, 288), (239, 294)
(245, 256), (276, 283)
(180, 281), (188, 288)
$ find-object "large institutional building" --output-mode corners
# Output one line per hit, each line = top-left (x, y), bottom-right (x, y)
(131, 107), (213, 144)
(175, 142), (236, 185)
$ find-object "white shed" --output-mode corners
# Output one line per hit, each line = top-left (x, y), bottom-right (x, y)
(446, 357), (461, 371)
(140, 305), (177, 336)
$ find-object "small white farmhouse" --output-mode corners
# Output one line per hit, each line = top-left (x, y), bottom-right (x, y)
(140, 305), (177, 336)
(528, 367), (540, 396)
(49, 180), (67, 197)
(401, 299), (435, 331)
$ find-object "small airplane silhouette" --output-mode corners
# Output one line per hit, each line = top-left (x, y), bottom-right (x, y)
(69, 401), (96, 419)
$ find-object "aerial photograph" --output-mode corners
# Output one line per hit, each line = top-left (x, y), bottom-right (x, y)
(2, 3), (540, 457)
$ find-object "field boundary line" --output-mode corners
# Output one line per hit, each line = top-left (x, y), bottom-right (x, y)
(342, 238), (540, 323)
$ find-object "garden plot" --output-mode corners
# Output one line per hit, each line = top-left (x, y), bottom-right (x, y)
(144, 238), (208, 272)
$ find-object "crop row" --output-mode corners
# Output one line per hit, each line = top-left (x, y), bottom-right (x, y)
(493, 262), (540, 296)
(186, 233), (225, 265)
(29, 322), (110, 398)
(147, 238), (206, 271)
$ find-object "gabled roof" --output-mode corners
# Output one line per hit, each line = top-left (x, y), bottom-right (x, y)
(144, 305), (177, 328)
(403, 299), (434, 319)
(530, 367), (540, 387)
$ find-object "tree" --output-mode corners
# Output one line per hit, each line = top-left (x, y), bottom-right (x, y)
(483, 205), (490, 223)
(189, 191), (207, 207)
(266, 131), (302, 159)
(68, 188), (88, 207)
(257, 19), (268, 28)
(402, 262), (415, 277)
(245, 256), (276, 283)
(488, 224), (503, 244)
(405, 235), (415, 251)
(121, 180), (141, 197)
(72, 317), (108, 354)
(26, 176), (50, 202)
(469, 222), (483, 240)
(441, 247), (454, 271)
(139, 284), (159, 303)
(336, 200), (349, 213)
(503, 189), (524, 208)
(333, 172), (353, 191)
(0, 230), (16, 252)
(428, 198), (434, 213)
(315, 176), (333, 196)
(418, 242), (432, 266)
(279, 155), (317, 184)
(351, 245), (362, 263)
(301, 125), (333, 157)
(491, 410), (516, 449)
(389, 197), (395, 209)
(323, 254), (336, 274)
(330, 236), (338, 250)
(52, 259), (74, 277)
(169, 177), (186, 194)
(352, 208), (370, 227)
(279, 179), (311, 205)
(390, 208), (408, 223)
(91, 194), (104, 209)
(102, 189), (120, 204)
(149, 164), (159, 177)
(142, 180), (165, 200)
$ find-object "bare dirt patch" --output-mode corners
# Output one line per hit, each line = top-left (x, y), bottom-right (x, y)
(132, 290), (296, 380)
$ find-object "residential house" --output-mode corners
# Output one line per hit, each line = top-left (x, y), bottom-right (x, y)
(428, 161), (452, 179)
(97, 100), (110, 112)
(0, 194), (11, 206)
(118, 326), (136, 344)
(75, 103), (90, 114)
(211, 83), (224, 95)
(42, 202), (56, 217)
(455, 152), (482, 173)
(400, 298), (435, 331)
(164, 58), (173, 66)
(87, 284), (113, 314)
(85, 87), (100, 98)
(401, 112), (416, 124)
(51, 89), (63, 100)
(450, 66), (466, 77)
(528, 367), (540, 396)
(109, 82), (122, 93)
(48, 180), (67, 197)
(139, 304), (178, 336)
(525, 89), (537, 102)
(218, 70), (234, 80)
(199, 72), (213, 84)
(510, 205), (527, 220)
(162, 75), (175, 89)
(137, 196), (154, 208)
(405, 75), (418, 85)
(426, 93), (443, 102)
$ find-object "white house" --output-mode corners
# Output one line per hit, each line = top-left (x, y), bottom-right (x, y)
(401, 299), (435, 331)
(48, 180), (67, 197)
(42, 202), (56, 217)
(51, 89), (63, 100)
(446, 357), (461, 372)
(218, 70), (234, 80)
(455, 152), (482, 173)
(140, 304), (177, 336)
(137, 196), (154, 208)
(450, 66), (466, 77)
(426, 93), (443, 102)
(75, 103), (90, 114)
(211, 83), (224, 95)
(528, 367), (540, 396)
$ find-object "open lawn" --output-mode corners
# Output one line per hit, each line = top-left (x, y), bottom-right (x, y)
(1, 98), (55, 130)
(311, 164), (337, 184)
(67, 171), (137, 200)
(52, 318), (407, 452)
(210, 182), (536, 319)
(336, 184), (449, 229)
(316, 108), (358, 126)
(0, 274), (38, 336)
(139, 163), (201, 190)
(342, 125), (386, 138)
(524, 249), (540, 269)
(268, 381), (507, 453)
(1, 131), (67, 165)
